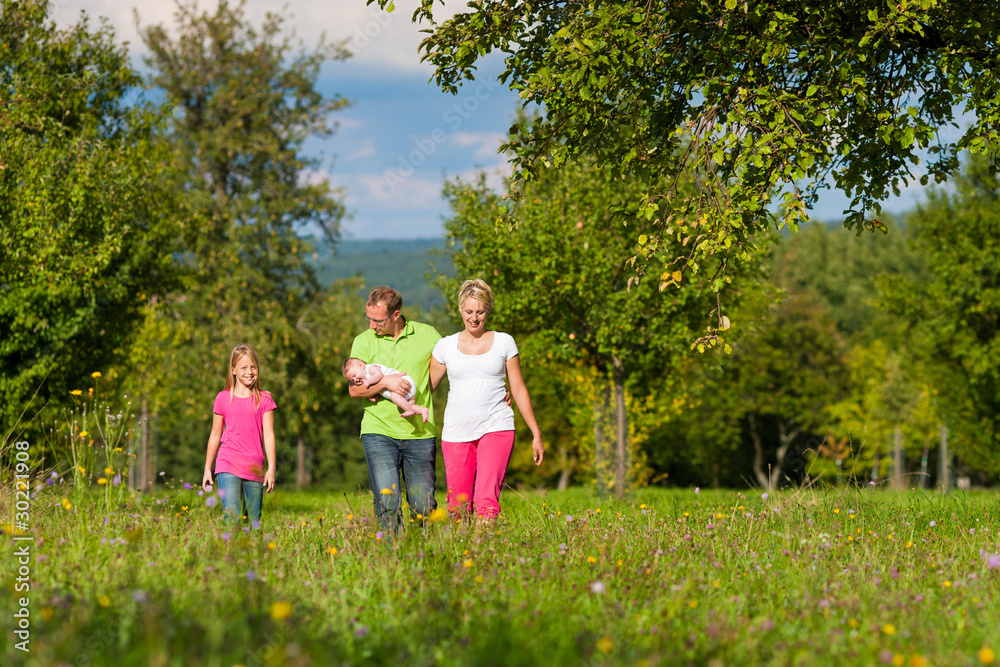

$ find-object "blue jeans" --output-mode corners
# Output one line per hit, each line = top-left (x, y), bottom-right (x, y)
(361, 434), (437, 536)
(216, 472), (264, 528)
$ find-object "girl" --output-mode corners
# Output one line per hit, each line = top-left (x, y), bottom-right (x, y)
(202, 344), (277, 527)
(429, 279), (543, 519)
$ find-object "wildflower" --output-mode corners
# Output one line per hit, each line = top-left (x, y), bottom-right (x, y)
(70, 389), (83, 395)
(92, 371), (102, 378)
(910, 655), (926, 667)
(222, 532), (232, 541)
(463, 559), (473, 568)
(590, 581), (605, 594)
(61, 498), (72, 510)
(132, 590), (149, 604)
(761, 493), (768, 501)
(104, 467), (114, 475)
(978, 647), (995, 664)
(929, 520), (936, 527)
(688, 600), (698, 609)
(112, 475), (121, 486)
(869, 481), (875, 487)
(181, 506), (189, 512)
(942, 580), (952, 587)
(375, 531), (384, 540)
(596, 637), (614, 654)
(882, 623), (896, 636)
(892, 655), (905, 667)
(987, 555), (1000, 569)
(268, 601), (293, 621)
(98, 595), (110, 608)
(79, 431), (88, 439)
(97, 478), (108, 485)
(183, 483), (192, 490)
(834, 508), (840, 514)
(328, 547), (338, 556)
(380, 488), (392, 496)
(695, 487), (700, 494)
(246, 571), (256, 581)
(587, 556), (597, 564)
(354, 625), (369, 638)
(267, 542), (276, 551)
(428, 508), (448, 522)
(566, 515), (574, 522)
(205, 496), (218, 508)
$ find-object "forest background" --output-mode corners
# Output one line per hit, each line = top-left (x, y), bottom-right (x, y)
(3, 0), (1000, 499)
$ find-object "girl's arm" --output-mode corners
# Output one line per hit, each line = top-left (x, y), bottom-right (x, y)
(429, 356), (447, 393)
(263, 410), (276, 493)
(505, 355), (544, 466)
(202, 414), (224, 491)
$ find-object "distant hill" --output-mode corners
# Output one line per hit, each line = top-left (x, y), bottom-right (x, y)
(310, 237), (454, 312)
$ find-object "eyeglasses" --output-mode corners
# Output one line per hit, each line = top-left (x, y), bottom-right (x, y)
(367, 314), (390, 326)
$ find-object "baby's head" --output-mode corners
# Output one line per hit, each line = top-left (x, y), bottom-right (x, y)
(342, 357), (367, 383)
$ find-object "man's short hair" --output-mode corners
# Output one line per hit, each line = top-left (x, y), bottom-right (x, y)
(367, 286), (402, 314)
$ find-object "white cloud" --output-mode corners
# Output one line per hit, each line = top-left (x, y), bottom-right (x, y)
(344, 139), (377, 163)
(53, 0), (471, 72)
(356, 172), (442, 209)
(450, 131), (506, 161)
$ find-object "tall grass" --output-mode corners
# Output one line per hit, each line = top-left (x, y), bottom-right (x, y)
(2, 476), (998, 666)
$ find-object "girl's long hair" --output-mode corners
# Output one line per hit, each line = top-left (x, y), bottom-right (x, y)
(224, 344), (265, 408)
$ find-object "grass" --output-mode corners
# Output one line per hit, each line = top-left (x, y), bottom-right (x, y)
(1, 478), (998, 666)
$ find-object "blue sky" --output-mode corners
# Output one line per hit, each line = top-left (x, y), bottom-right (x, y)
(56, 0), (929, 241)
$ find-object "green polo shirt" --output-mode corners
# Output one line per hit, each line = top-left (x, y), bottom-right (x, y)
(350, 319), (441, 439)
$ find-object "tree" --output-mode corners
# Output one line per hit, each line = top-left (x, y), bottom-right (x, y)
(127, 0), (352, 483)
(882, 154), (1000, 479)
(0, 0), (176, 436)
(375, 0), (1000, 333)
(440, 157), (746, 496)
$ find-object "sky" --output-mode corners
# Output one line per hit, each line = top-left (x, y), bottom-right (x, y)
(52, 0), (929, 241)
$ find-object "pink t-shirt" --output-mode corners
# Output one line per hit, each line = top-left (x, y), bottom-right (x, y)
(213, 390), (277, 482)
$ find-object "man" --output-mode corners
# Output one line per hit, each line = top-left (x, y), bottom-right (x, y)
(349, 286), (440, 536)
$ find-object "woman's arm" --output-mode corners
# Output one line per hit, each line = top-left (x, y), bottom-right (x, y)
(429, 356), (447, 393)
(202, 414), (224, 491)
(505, 355), (544, 466)
(262, 410), (276, 492)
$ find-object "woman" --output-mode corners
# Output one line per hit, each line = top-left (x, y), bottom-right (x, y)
(430, 279), (544, 519)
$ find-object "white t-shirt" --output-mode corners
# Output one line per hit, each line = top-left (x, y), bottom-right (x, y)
(432, 331), (518, 442)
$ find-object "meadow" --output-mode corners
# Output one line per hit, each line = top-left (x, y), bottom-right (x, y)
(2, 478), (999, 667)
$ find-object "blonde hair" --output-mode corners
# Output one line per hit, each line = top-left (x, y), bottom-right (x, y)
(224, 344), (265, 408)
(457, 279), (494, 314)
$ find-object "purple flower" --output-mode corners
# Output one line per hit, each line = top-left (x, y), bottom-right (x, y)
(183, 483), (192, 490)
(112, 475), (121, 486)
(221, 532), (232, 541)
(251, 520), (261, 530)
(206, 496), (218, 508)
(566, 515), (574, 522)
(132, 589), (149, 603)
(987, 554), (1000, 570)
(818, 599), (830, 608)
(246, 570), (256, 581)
(590, 581), (606, 594)
(695, 487), (700, 494)
(376, 531), (384, 540)
(929, 520), (937, 527)
(869, 481), (875, 487)
(761, 492), (768, 501)
(354, 625), (369, 638)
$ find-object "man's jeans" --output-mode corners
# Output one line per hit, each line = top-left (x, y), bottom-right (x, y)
(216, 472), (263, 528)
(361, 434), (437, 536)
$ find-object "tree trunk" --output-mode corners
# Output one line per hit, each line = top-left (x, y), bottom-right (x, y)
(892, 425), (904, 489)
(749, 413), (768, 488)
(919, 434), (930, 489)
(612, 355), (628, 499)
(939, 424), (949, 491)
(593, 377), (610, 497)
(296, 433), (310, 490)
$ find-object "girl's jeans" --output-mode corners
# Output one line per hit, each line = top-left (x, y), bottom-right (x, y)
(215, 472), (263, 528)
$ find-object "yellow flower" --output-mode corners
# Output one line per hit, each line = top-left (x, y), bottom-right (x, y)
(97, 478), (108, 485)
(79, 431), (88, 438)
(688, 600), (698, 609)
(104, 467), (114, 475)
(347, 514), (354, 520)
(40, 606), (54, 621)
(267, 542), (277, 551)
(715, 513), (724, 519)
(428, 508), (448, 523)
(114, 447), (122, 453)
(587, 556), (597, 564)
(268, 601), (293, 621)
(475, 575), (484, 584)
(328, 547), (338, 556)
(639, 504), (647, 509)
(596, 637), (614, 654)
(892, 655), (905, 667)
(98, 595), (111, 608)
(882, 624), (896, 636)
(380, 488), (393, 496)
(616, 559), (623, 566)
(181, 506), (188, 512)
(979, 647), (995, 665)
(910, 655), (926, 667)
(834, 508), (840, 514)
(91, 371), (102, 378)
(61, 498), (72, 510)
(463, 559), (473, 568)
(70, 390), (83, 396)
(942, 580), (952, 587)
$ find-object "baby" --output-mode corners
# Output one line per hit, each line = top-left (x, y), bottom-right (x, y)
(342, 357), (429, 423)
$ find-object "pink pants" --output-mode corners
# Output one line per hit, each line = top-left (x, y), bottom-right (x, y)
(442, 430), (515, 517)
